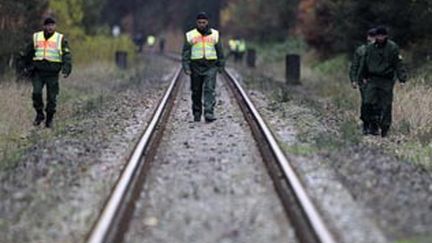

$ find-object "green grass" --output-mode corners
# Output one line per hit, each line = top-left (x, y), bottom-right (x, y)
(250, 37), (308, 63)
(395, 235), (432, 243)
(283, 143), (318, 156)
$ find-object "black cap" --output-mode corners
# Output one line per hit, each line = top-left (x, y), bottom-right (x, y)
(375, 26), (388, 35)
(196, 12), (209, 20)
(367, 28), (377, 37)
(43, 17), (56, 25)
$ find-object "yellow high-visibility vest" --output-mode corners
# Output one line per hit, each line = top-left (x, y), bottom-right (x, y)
(238, 40), (246, 53)
(147, 35), (156, 46)
(33, 31), (63, 63)
(186, 28), (219, 60)
(229, 39), (237, 51)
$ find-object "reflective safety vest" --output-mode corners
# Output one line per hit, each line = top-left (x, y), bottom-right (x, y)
(33, 31), (63, 63)
(228, 39), (237, 51)
(186, 28), (219, 60)
(147, 35), (156, 46)
(238, 40), (246, 53)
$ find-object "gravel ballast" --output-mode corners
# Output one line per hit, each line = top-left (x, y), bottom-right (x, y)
(234, 69), (432, 243)
(125, 75), (297, 243)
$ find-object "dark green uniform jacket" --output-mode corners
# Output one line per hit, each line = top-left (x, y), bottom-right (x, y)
(349, 44), (366, 83)
(358, 40), (407, 83)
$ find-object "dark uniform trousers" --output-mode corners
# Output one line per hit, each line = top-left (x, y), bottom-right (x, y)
(359, 84), (367, 125)
(190, 67), (217, 118)
(363, 77), (394, 131)
(32, 72), (60, 115)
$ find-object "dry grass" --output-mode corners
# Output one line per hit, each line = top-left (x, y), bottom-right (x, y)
(303, 54), (432, 168)
(393, 79), (432, 136)
(0, 62), (122, 165)
(0, 54), (174, 167)
(0, 81), (34, 160)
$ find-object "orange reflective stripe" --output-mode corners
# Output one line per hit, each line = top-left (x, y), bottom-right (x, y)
(202, 36), (206, 58)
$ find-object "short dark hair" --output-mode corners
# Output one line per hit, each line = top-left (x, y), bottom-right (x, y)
(43, 17), (56, 25)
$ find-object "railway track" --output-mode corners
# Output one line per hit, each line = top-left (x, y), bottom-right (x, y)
(86, 63), (337, 243)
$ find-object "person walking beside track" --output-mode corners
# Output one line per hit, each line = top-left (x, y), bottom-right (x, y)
(21, 17), (72, 128)
(350, 28), (377, 135)
(181, 12), (225, 123)
(357, 26), (408, 137)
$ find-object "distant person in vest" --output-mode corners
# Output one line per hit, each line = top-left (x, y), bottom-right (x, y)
(182, 12), (225, 123)
(22, 17), (72, 128)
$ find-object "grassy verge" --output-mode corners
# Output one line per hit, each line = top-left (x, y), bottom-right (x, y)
(305, 54), (432, 169)
(239, 40), (432, 169)
(0, 58), (152, 169)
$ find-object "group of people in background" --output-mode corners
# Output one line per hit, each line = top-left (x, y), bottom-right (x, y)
(133, 34), (165, 53)
(228, 38), (247, 63)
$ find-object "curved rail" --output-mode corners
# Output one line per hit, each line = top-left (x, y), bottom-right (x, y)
(223, 69), (337, 243)
(86, 66), (182, 243)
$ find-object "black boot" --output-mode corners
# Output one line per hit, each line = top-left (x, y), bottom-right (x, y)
(362, 122), (370, 135)
(33, 111), (45, 126)
(193, 113), (201, 122)
(45, 113), (54, 128)
(205, 117), (217, 123)
(369, 123), (380, 136)
(381, 126), (390, 137)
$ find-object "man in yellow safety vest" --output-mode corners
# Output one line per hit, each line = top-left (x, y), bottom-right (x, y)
(147, 35), (156, 47)
(182, 12), (225, 123)
(21, 17), (72, 128)
(237, 39), (246, 62)
(228, 38), (238, 60)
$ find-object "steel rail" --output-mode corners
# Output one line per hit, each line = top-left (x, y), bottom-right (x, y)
(223, 69), (337, 243)
(86, 66), (182, 243)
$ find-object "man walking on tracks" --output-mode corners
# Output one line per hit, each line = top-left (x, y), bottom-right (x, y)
(22, 17), (72, 128)
(358, 26), (408, 137)
(350, 28), (377, 135)
(182, 12), (225, 123)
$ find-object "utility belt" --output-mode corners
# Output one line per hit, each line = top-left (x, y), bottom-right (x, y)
(191, 59), (218, 65)
(367, 73), (394, 80)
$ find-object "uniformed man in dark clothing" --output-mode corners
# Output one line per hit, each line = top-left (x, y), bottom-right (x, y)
(350, 28), (377, 135)
(22, 17), (72, 128)
(159, 37), (166, 53)
(182, 12), (225, 122)
(358, 26), (408, 137)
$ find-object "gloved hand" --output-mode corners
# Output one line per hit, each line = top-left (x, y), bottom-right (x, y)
(62, 64), (72, 78)
(184, 69), (192, 75)
(351, 82), (358, 89)
(23, 66), (35, 77)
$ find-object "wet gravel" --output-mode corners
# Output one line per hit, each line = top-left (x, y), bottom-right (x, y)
(234, 69), (432, 242)
(125, 75), (297, 243)
(0, 57), (177, 243)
